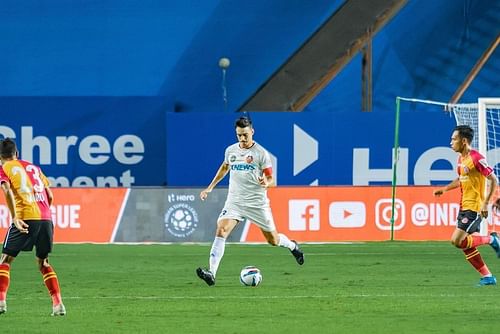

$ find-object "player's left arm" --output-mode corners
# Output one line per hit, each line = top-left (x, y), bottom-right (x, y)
(473, 152), (498, 217)
(258, 149), (274, 188)
(482, 173), (498, 218)
(258, 167), (275, 188)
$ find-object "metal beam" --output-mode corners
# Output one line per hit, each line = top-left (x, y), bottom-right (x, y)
(239, 0), (407, 112)
(449, 34), (500, 104)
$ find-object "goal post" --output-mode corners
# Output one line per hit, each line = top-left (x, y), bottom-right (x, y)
(452, 98), (500, 178)
(391, 97), (500, 239)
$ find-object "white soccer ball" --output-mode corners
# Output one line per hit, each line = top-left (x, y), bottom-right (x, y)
(239, 266), (262, 286)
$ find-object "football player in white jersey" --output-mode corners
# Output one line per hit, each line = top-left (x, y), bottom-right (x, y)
(196, 116), (304, 286)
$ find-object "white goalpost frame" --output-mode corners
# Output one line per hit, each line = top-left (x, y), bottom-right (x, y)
(477, 98), (487, 159)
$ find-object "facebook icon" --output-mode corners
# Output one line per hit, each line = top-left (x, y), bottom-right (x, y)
(288, 200), (320, 231)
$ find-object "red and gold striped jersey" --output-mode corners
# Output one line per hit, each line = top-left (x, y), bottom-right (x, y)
(458, 150), (494, 212)
(0, 159), (52, 220)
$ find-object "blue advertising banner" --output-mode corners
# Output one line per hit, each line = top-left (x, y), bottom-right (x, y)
(166, 109), (461, 186)
(0, 97), (481, 187)
(0, 97), (168, 186)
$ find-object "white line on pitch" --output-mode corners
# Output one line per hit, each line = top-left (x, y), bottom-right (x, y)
(9, 294), (475, 301)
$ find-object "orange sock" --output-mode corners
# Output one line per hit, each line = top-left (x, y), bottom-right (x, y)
(0, 263), (10, 301)
(459, 235), (490, 249)
(40, 265), (62, 305)
(464, 248), (491, 277)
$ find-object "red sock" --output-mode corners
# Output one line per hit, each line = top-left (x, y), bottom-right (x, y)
(459, 235), (490, 249)
(0, 263), (10, 301)
(40, 265), (62, 306)
(464, 248), (491, 276)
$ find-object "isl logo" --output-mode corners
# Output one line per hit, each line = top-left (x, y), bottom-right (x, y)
(164, 203), (199, 238)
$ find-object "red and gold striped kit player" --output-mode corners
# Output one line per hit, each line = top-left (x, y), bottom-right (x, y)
(455, 149), (498, 284)
(0, 138), (65, 316)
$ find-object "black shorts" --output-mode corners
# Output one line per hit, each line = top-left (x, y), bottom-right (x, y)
(2, 220), (54, 258)
(456, 210), (482, 234)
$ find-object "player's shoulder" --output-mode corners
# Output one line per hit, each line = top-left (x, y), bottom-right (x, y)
(17, 159), (40, 169)
(251, 142), (270, 157)
(251, 141), (267, 152)
(225, 143), (240, 153)
(469, 149), (485, 160)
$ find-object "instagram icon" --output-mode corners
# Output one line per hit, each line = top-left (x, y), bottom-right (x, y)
(375, 199), (406, 231)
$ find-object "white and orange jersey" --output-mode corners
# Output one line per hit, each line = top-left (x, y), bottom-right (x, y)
(458, 150), (494, 212)
(224, 141), (272, 208)
(0, 159), (52, 220)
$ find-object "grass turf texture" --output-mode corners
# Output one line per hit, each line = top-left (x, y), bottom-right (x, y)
(1, 242), (499, 333)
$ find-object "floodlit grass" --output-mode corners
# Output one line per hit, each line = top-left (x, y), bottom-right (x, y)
(1, 242), (500, 333)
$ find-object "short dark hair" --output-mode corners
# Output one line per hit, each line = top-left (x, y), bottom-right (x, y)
(235, 116), (252, 129)
(454, 125), (474, 144)
(0, 138), (17, 159)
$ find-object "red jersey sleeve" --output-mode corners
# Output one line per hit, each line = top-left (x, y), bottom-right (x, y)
(470, 150), (494, 177)
(0, 166), (9, 184)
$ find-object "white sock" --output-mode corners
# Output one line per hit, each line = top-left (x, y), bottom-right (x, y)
(278, 233), (296, 251)
(209, 237), (226, 276)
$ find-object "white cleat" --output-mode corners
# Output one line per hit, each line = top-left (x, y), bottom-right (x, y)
(0, 300), (6, 314)
(51, 303), (66, 316)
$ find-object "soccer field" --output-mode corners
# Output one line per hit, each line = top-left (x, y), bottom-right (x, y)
(2, 242), (499, 333)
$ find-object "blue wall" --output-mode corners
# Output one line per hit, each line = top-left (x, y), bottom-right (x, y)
(0, 97), (167, 186)
(0, 0), (344, 113)
(166, 110), (460, 186)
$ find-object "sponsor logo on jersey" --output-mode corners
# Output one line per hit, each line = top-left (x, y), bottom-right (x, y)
(231, 164), (256, 171)
(246, 155), (253, 163)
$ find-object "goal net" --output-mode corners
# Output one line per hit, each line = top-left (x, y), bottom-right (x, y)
(450, 98), (500, 178)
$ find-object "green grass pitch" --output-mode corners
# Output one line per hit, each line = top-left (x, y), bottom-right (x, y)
(1, 242), (500, 333)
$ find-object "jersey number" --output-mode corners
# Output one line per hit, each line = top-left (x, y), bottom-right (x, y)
(12, 165), (45, 194)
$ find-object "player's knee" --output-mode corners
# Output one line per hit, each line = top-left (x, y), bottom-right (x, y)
(36, 258), (49, 270)
(0, 254), (15, 264)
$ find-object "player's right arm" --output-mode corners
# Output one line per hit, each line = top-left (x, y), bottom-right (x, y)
(433, 178), (460, 197)
(0, 181), (29, 233)
(200, 162), (230, 201)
